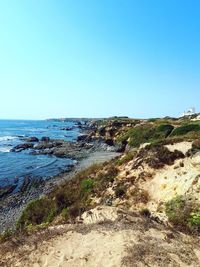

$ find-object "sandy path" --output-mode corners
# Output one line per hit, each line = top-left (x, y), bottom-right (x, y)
(28, 229), (127, 267)
(2, 207), (200, 267)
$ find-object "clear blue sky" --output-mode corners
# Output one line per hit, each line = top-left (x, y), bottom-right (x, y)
(0, 0), (200, 119)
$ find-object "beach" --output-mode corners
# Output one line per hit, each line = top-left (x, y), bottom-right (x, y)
(0, 150), (119, 232)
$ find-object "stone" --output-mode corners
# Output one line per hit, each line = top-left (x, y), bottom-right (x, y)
(41, 137), (50, 142)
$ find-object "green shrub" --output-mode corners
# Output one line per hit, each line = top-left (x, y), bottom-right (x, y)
(81, 178), (95, 192)
(16, 198), (55, 229)
(116, 150), (136, 165)
(17, 162), (119, 230)
(171, 124), (200, 136)
(155, 124), (174, 138)
(148, 118), (159, 122)
(117, 124), (174, 148)
(61, 208), (69, 220)
(0, 229), (13, 242)
(165, 195), (200, 232)
(188, 212), (200, 232)
(127, 126), (154, 147)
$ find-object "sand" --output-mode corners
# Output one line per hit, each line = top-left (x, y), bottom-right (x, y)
(1, 206), (200, 267)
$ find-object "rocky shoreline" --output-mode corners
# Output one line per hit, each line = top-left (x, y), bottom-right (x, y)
(0, 119), (121, 232)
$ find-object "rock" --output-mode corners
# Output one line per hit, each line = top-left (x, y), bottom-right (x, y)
(99, 126), (106, 136)
(105, 139), (114, 146)
(76, 121), (82, 126)
(41, 137), (50, 142)
(11, 143), (34, 152)
(25, 137), (39, 142)
(77, 134), (88, 142)
(0, 184), (17, 198)
(61, 127), (74, 131)
(114, 141), (127, 152)
(34, 141), (62, 150)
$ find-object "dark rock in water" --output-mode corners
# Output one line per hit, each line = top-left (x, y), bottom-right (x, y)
(25, 137), (39, 142)
(19, 176), (45, 193)
(0, 184), (17, 198)
(34, 140), (63, 150)
(76, 121), (82, 126)
(11, 143), (34, 152)
(61, 127), (74, 131)
(41, 137), (50, 142)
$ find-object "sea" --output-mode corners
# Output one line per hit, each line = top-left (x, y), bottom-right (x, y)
(0, 119), (80, 190)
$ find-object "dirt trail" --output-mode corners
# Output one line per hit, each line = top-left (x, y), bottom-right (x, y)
(1, 206), (200, 267)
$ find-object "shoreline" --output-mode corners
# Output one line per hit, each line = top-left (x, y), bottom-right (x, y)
(0, 149), (120, 233)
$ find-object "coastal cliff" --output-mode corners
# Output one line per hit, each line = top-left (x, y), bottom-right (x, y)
(1, 116), (200, 266)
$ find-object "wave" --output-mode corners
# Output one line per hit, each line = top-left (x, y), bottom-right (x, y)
(0, 147), (11, 153)
(0, 136), (17, 142)
(34, 158), (58, 170)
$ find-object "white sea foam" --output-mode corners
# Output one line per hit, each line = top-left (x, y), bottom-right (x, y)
(0, 147), (11, 152)
(0, 136), (17, 142)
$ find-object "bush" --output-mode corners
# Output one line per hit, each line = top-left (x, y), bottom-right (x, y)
(115, 186), (126, 198)
(130, 188), (150, 204)
(17, 199), (55, 229)
(116, 151), (136, 165)
(137, 145), (185, 169)
(165, 195), (200, 232)
(140, 208), (151, 217)
(81, 178), (95, 192)
(155, 124), (174, 138)
(61, 208), (69, 220)
(127, 126), (154, 147)
(0, 229), (13, 242)
(188, 212), (200, 232)
(17, 162), (119, 230)
(148, 118), (159, 122)
(117, 124), (174, 148)
(171, 124), (200, 136)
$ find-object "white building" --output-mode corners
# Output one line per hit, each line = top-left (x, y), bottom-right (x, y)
(181, 107), (196, 117)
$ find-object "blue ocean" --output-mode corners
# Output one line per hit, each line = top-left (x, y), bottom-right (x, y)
(0, 120), (79, 189)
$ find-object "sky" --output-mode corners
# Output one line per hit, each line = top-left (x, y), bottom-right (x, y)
(0, 0), (200, 119)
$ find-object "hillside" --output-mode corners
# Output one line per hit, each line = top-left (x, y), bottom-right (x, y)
(1, 116), (200, 266)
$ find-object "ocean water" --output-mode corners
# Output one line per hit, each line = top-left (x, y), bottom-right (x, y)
(0, 120), (80, 189)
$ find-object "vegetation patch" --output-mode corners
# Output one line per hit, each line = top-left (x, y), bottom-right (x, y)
(116, 150), (136, 165)
(165, 195), (200, 232)
(81, 178), (95, 193)
(117, 124), (174, 148)
(17, 161), (119, 230)
(17, 199), (56, 229)
(130, 187), (150, 204)
(171, 124), (200, 136)
(135, 145), (185, 169)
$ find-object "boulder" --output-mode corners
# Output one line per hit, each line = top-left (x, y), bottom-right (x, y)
(34, 141), (62, 150)
(25, 137), (39, 142)
(41, 137), (50, 142)
(11, 143), (34, 152)
(61, 127), (74, 131)
(77, 134), (88, 142)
